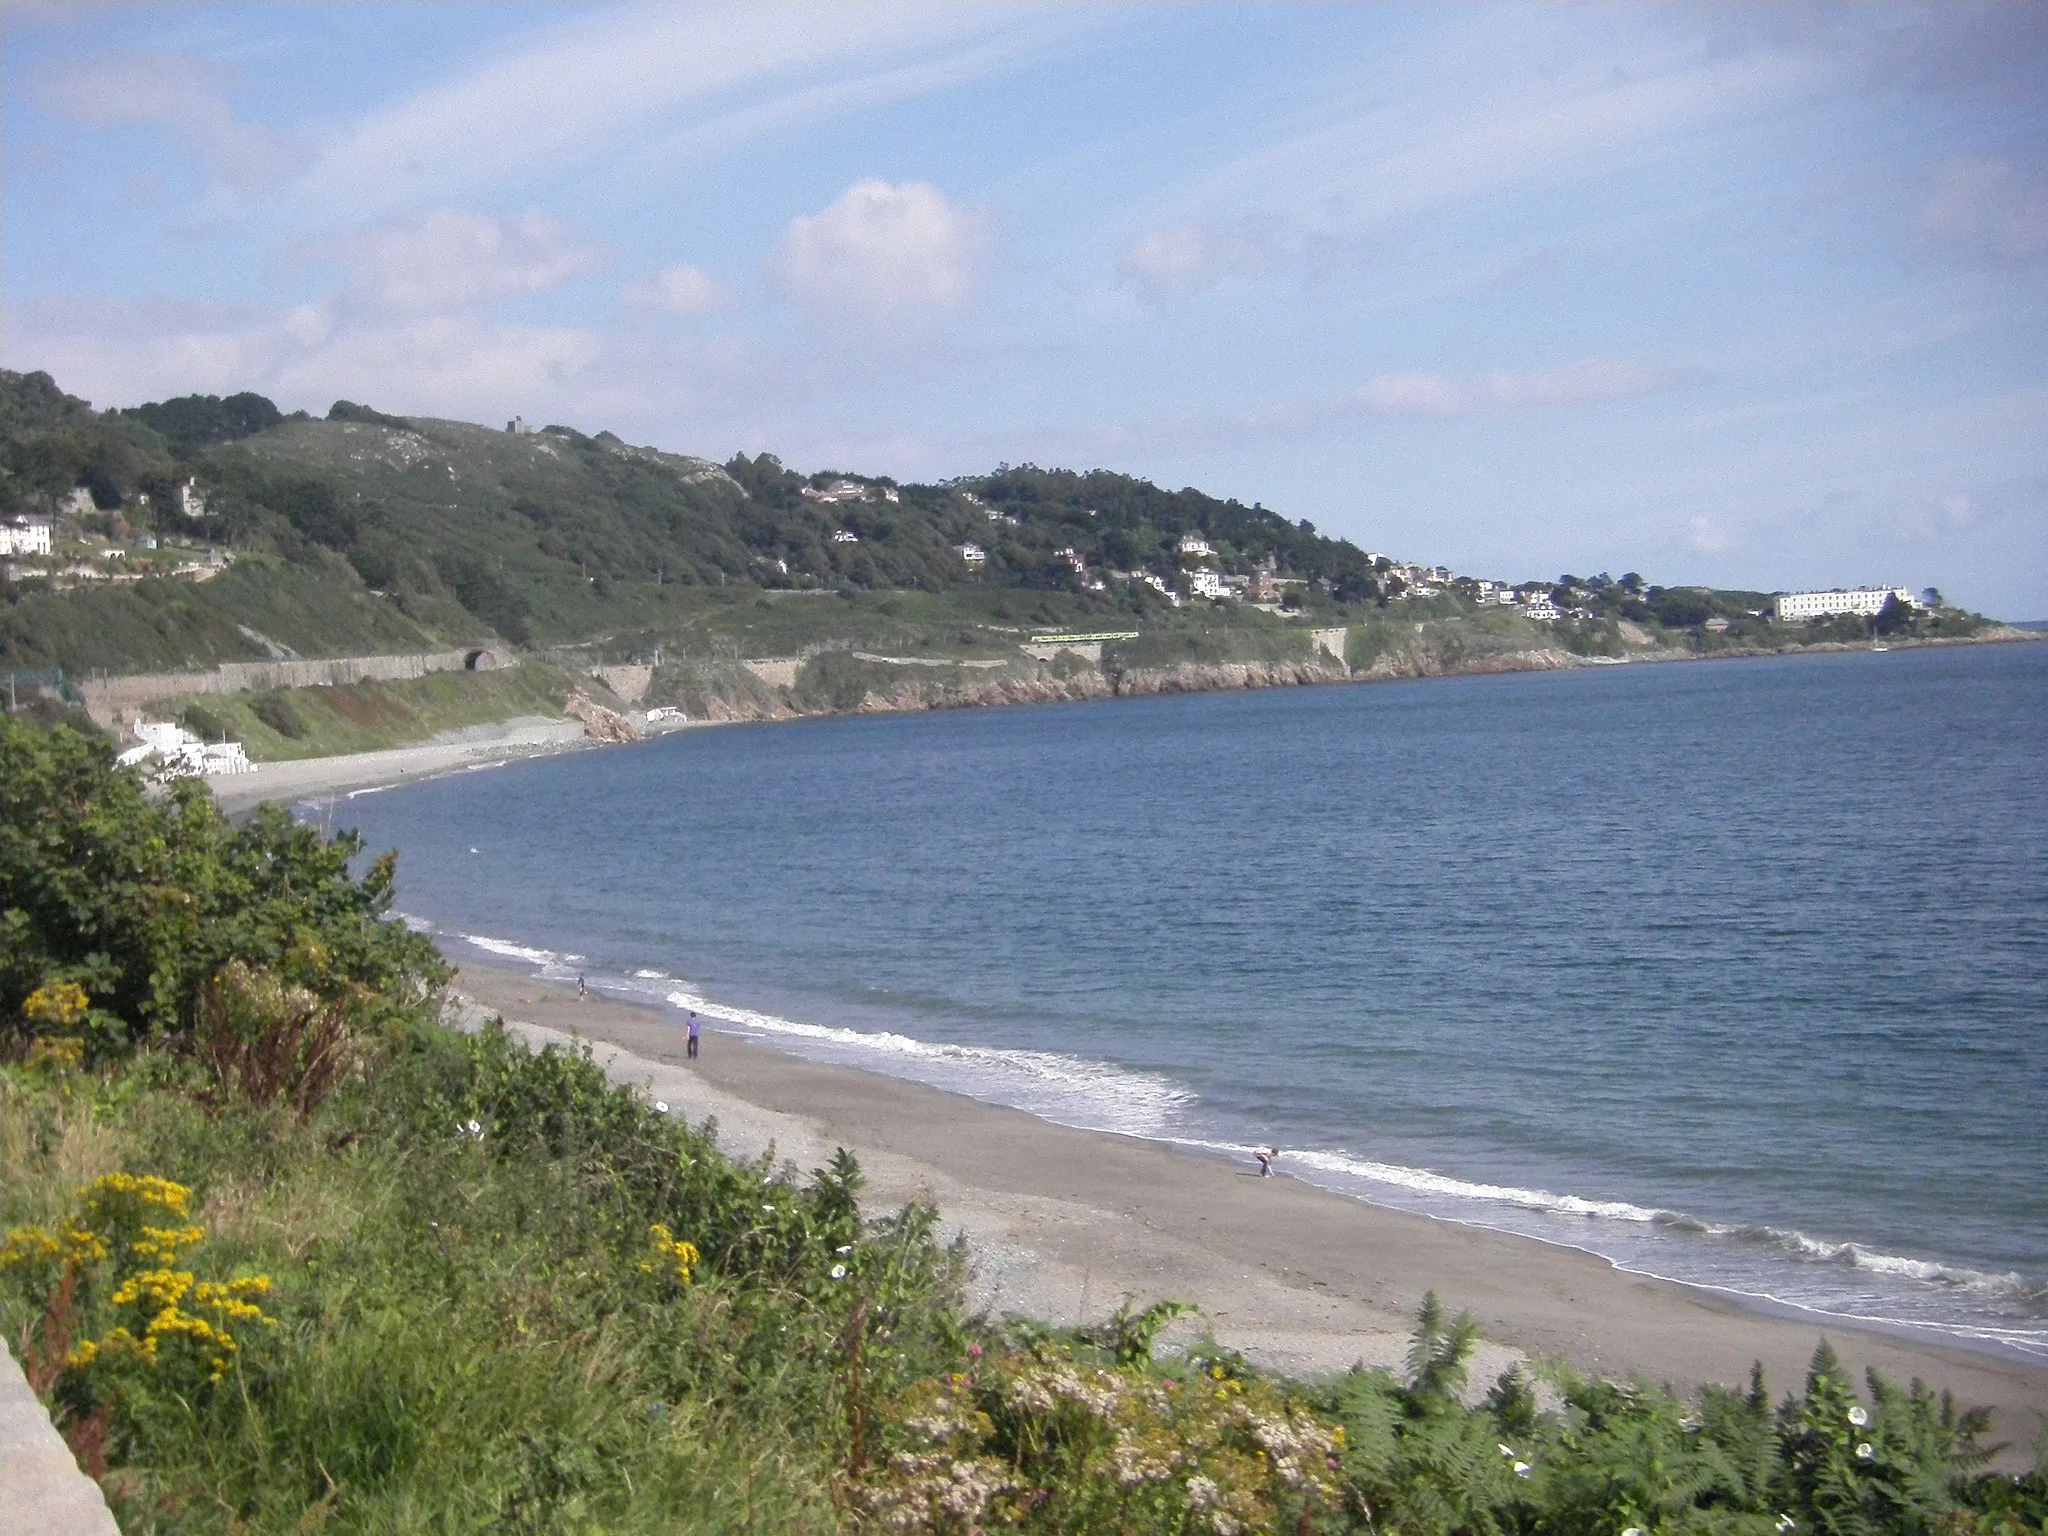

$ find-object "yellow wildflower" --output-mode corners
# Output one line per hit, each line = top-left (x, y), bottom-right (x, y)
(638, 1223), (699, 1286)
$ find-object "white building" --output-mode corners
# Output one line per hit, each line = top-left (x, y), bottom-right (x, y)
(1774, 587), (1917, 621)
(177, 477), (208, 519)
(0, 518), (53, 556)
(116, 720), (253, 779)
(506, 416), (536, 436)
(1188, 568), (1229, 599)
(831, 529), (860, 543)
(803, 479), (866, 505)
(1520, 595), (1562, 622)
(1178, 533), (1214, 559)
(957, 541), (986, 566)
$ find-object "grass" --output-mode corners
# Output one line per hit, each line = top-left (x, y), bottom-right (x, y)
(0, 558), (452, 675)
(168, 663), (575, 760)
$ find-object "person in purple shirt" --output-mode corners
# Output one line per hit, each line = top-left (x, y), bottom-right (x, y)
(686, 1012), (700, 1059)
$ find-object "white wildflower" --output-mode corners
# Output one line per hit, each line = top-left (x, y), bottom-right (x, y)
(655, 1101), (668, 1113)
(1513, 1461), (1532, 1478)
(1856, 1442), (1874, 1460)
(1186, 1474), (1219, 1509)
(1777, 1515), (1797, 1533)
(1624, 1527), (1645, 1536)
(1847, 1405), (1869, 1427)
(831, 1263), (847, 1279)
(836, 1244), (854, 1255)
(1499, 1443), (1517, 1458)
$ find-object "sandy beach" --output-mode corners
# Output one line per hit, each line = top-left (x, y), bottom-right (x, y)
(451, 961), (2048, 1455)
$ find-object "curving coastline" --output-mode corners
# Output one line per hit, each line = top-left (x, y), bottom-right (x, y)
(447, 960), (2048, 1463)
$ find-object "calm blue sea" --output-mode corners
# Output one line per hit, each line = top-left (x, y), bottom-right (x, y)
(319, 643), (2048, 1361)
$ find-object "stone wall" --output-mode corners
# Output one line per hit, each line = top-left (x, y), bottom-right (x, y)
(78, 649), (487, 727)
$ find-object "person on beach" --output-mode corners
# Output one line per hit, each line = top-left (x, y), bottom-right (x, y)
(576, 975), (587, 999)
(686, 1012), (700, 1059)
(1255, 1147), (1275, 1177)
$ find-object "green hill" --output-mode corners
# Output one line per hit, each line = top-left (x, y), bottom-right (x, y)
(0, 369), (1996, 679)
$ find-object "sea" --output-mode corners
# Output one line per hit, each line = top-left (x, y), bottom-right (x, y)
(313, 641), (2048, 1364)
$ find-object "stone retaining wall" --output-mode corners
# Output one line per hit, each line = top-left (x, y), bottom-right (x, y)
(77, 649), (500, 726)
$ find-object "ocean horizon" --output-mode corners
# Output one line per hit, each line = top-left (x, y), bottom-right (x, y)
(318, 642), (2048, 1364)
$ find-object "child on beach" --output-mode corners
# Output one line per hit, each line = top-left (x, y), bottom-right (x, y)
(687, 1012), (700, 1059)
(1255, 1147), (1277, 1177)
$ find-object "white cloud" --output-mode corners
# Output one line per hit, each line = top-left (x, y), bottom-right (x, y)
(36, 50), (307, 191)
(1918, 157), (2048, 262)
(771, 180), (986, 322)
(1119, 218), (1301, 300)
(1355, 359), (1683, 418)
(625, 265), (729, 317)
(7, 292), (603, 423)
(329, 210), (603, 315)
(1686, 512), (1747, 555)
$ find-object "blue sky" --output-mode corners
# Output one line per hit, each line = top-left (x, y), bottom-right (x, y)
(5, 5), (2044, 615)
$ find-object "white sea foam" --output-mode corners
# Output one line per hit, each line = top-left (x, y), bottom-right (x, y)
(460, 933), (566, 970)
(632, 969), (669, 979)
(656, 985), (1193, 1137)
(1277, 1146), (1671, 1224)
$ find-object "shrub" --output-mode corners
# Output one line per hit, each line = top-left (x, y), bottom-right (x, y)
(249, 689), (307, 738)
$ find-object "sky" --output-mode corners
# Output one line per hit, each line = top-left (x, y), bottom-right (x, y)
(4, 4), (2045, 616)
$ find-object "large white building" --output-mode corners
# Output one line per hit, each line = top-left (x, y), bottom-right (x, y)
(1774, 587), (1917, 621)
(0, 518), (52, 556)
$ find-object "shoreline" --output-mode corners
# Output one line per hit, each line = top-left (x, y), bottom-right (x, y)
(450, 959), (2048, 1457)
(207, 629), (2042, 811)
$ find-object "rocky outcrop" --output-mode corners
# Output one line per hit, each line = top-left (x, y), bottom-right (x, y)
(564, 691), (638, 742)
(1355, 644), (1582, 681)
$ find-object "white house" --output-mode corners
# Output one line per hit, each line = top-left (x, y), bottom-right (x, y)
(177, 477), (209, 519)
(506, 416), (536, 436)
(0, 518), (53, 556)
(1188, 568), (1229, 599)
(1774, 587), (1917, 621)
(831, 529), (860, 544)
(957, 541), (986, 566)
(1520, 595), (1562, 622)
(1178, 533), (1214, 559)
(803, 480), (866, 505)
(117, 720), (253, 779)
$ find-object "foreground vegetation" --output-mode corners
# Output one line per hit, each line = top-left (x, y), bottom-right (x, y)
(4, 712), (2044, 1533)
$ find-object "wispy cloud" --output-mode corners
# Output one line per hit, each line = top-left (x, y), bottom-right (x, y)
(624, 265), (730, 318)
(1117, 21), (1816, 292)
(1356, 359), (1691, 418)
(287, 7), (1028, 224)
(324, 210), (605, 315)
(34, 50), (308, 191)
(1918, 157), (2048, 263)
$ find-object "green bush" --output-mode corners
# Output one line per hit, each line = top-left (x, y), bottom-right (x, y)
(248, 690), (306, 738)
(0, 714), (445, 1055)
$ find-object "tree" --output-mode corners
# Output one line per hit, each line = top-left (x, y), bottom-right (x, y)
(1872, 593), (1916, 637)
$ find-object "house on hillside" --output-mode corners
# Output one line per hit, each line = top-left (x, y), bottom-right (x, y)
(1178, 533), (1214, 559)
(957, 542), (986, 566)
(177, 477), (208, 519)
(803, 479), (866, 505)
(831, 529), (860, 543)
(506, 416), (536, 436)
(0, 517), (53, 556)
(1188, 568), (1228, 599)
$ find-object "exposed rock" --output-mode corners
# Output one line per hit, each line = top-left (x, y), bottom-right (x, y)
(564, 691), (638, 743)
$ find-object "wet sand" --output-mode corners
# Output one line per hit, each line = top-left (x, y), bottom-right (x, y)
(452, 961), (2048, 1454)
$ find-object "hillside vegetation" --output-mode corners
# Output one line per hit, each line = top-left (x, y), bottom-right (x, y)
(0, 369), (2001, 687)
